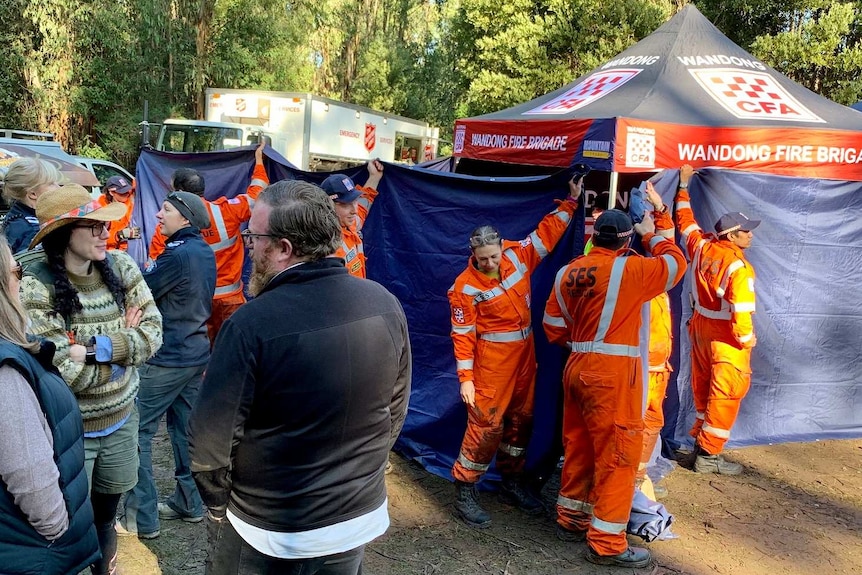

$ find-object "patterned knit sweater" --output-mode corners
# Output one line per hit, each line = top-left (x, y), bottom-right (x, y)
(20, 250), (163, 432)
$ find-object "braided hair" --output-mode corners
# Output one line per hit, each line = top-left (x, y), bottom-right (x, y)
(41, 225), (126, 322)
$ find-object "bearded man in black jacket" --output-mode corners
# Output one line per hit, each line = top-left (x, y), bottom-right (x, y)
(189, 179), (411, 575)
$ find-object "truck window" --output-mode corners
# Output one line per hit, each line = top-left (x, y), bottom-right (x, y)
(161, 126), (244, 152)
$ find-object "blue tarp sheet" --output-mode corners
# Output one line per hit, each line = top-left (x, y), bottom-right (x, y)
(133, 147), (862, 484)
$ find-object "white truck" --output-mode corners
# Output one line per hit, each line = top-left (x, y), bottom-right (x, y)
(156, 89), (440, 171)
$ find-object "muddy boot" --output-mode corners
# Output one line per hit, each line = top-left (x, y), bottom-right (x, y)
(586, 546), (651, 568)
(499, 477), (544, 515)
(555, 524), (586, 542)
(454, 481), (491, 528)
(694, 449), (743, 475)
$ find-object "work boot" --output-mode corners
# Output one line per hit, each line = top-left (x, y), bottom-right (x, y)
(499, 477), (544, 515)
(694, 450), (743, 475)
(454, 481), (491, 528)
(585, 546), (651, 568)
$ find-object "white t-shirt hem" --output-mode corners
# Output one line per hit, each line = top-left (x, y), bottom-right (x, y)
(227, 498), (389, 559)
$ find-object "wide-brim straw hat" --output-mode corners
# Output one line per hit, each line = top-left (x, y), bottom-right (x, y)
(29, 184), (127, 249)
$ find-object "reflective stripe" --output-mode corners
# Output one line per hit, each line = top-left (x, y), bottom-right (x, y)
(209, 204), (229, 246)
(528, 231), (549, 259)
(554, 209), (571, 224)
(209, 234), (237, 252)
(737, 332), (754, 343)
(681, 223), (700, 239)
(479, 326), (532, 343)
(214, 280), (241, 296)
(677, 201), (691, 210)
(557, 495), (594, 513)
(731, 302), (756, 313)
(696, 412), (705, 420)
(457, 453), (490, 472)
(702, 423), (732, 439)
(498, 443), (526, 457)
(456, 359), (474, 370)
(648, 235), (665, 250)
(657, 228), (674, 238)
(591, 516), (627, 535)
(543, 312), (566, 328)
(648, 363), (666, 371)
(661, 253), (679, 292)
(568, 341), (639, 357)
(695, 304), (732, 320)
(357, 197), (373, 212)
(500, 249), (527, 291)
(452, 325), (475, 335)
(553, 266), (575, 325)
(593, 258), (627, 342)
(461, 284), (482, 297)
(249, 178), (267, 189)
(716, 260), (745, 298)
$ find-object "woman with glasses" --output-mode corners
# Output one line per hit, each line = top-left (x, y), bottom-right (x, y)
(0, 157), (61, 253)
(447, 176), (582, 528)
(0, 235), (100, 573)
(19, 184), (163, 575)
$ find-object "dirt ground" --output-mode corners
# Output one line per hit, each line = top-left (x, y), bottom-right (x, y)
(118, 434), (862, 575)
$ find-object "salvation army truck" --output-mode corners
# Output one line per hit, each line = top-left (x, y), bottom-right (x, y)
(157, 89), (439, 171)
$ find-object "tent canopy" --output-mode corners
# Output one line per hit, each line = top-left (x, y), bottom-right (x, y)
(454, 5), (862, 181)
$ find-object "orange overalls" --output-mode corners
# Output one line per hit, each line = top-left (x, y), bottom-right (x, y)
(448, 199), (577, 484)
(149, 162), (269, 342)
(640, 208), (675, 479)
(334, 184), (378, 278)
(675, 189), (756, 455)
(543, 233), (685, 557)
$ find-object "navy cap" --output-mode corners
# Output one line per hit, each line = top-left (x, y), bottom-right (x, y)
(321, 174), (361, 203)
(104, 175), (133, 195)
(714, 212), (760, 236)
(594, 209), (634, 240)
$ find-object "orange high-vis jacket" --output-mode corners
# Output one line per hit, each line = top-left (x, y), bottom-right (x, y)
(106, 186), (136, 251)
(448, 199), (578, 383)
(649, 205), (675, 371)
(675, 189), (757, 347)
(148, 162), (269, 299)
(543, 233), (686, 352)
(334, 184), (378, 278)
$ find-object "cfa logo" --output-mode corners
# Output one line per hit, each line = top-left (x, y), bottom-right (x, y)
(625, 131), (655, 169)
(454, 125), (466, 153)
(689, 68), (824, 123)
(523, 69), (642, 115)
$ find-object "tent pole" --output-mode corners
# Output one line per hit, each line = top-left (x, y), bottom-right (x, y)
(608, 171), (619, 209)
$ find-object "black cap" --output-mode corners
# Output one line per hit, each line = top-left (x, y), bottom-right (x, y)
(594, 209), (634, 240)
(714, 212), (761, 236)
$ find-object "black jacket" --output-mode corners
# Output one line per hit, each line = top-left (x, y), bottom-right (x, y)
(189, 258), (411, 532)
(143, 226), (216, 367)
(0, 341), (100, 574)
(2, 201), (39, 254)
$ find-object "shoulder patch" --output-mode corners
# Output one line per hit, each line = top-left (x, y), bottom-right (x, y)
(519, 238), (532, 248)
(167, 240), (185, 248)
(227, 198), (241, 204)
(453, 307), (465, 324)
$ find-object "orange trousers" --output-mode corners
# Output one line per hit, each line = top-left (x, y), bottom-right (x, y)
(688, 313), (752, 454)
(452, 337), (536, 484)
(207, 292), (247, 346)
(638, 370), (669, 480)
(557, 353), (643, 556)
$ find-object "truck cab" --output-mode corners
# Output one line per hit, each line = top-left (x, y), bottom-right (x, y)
(156, 119), (278, 153)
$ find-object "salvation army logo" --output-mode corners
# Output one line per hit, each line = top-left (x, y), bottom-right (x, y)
(365, 123), (376, 153)
(689, 69), (824, 123)
(454, 125), (466, 153)
(523, 69), (643, 115)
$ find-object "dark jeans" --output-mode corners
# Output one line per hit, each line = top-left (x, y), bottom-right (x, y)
(123, 363), (205, 533)
(206, 518), (365, 575)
